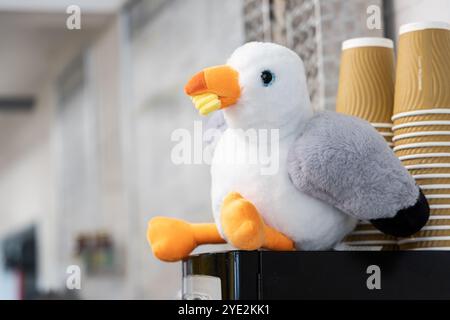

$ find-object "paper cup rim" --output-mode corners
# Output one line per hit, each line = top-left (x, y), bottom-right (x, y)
(392, 121), (450, 131)
(399, 21), (450, 35)
(413, 173), (450, 179)
(393, 131), (450, 142)
(371, 122), (393, 129)
(393, 142), (450, 152)
(405, 163), (450, 169)
(398, 153), (450, 161)
(392, 109), (450, 121)
(427, 197), (450, 202)
(418, 184), (450, 190)
(342, 37), (393, 50)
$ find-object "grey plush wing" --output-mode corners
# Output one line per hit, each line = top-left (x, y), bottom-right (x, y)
(287, 111), (420, 221)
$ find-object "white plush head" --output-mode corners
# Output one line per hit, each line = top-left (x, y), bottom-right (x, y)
(225, 42), (312, 130)
(185, 42), (313, 131)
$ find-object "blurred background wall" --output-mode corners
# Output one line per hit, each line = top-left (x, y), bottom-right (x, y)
(0, 0), (449, 299)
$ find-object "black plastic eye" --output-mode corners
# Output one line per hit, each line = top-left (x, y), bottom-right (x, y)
(261, 70), (275, 86)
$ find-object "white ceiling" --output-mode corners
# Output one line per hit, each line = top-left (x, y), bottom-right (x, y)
(0, 0), (126, 13)
(0, 1), (126, 97)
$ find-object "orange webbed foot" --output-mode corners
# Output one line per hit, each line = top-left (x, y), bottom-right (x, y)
(220, 192), (266, 250)
(147, 217), (225, 262)
(147, 217), (197, 262)
(221, 192), (295, 251)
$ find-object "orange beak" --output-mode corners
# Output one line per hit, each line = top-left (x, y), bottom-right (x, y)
(184, 65), (240, 115)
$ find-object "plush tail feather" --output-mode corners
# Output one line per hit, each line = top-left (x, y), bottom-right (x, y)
(370, 188), (429, 237)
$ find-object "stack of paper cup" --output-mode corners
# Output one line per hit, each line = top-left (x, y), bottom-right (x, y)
(392, 22), (450, 250)
(336, 37), (398, 250)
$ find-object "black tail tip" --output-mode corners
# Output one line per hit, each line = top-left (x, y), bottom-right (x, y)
(370, 188), (430, 238)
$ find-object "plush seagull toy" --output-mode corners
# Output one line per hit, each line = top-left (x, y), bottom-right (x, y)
(148, 42), (429, 262)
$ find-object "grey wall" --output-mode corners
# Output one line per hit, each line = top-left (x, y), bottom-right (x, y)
(124, 0), (243, 299)
(385, 0), (450, 42)
(319, 0), (384, 111)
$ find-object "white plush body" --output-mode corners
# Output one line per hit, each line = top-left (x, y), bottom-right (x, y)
(211, 127), (357, 250)
(207, 42), (360, 250)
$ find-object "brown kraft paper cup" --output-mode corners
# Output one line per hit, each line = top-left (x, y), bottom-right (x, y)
(416, 177), (450, 193)
(402, 157), (450, 166)
(337, 38), (398, 250)
(422, 189), (450, 196)
(337, 37), (395, 124)
(413, 177), (450, 185)
(422, 192), (450, 204)
(343, 222), (398, 251)
(393, 124), (450, 136)
(342, 221), (399, 251)
(395, 146), (450, 157)
(408, 167), (450, 175)
(395, 135), (450, 146)
(393, 113), (450, 125)
(393, 22), (450, 116)
(398, 218), (450, 250)
(399, 190), (450, 250)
